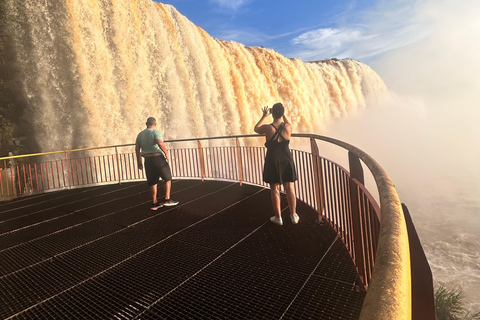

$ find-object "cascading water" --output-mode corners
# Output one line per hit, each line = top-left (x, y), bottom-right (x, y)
(1, 0), (385, 153)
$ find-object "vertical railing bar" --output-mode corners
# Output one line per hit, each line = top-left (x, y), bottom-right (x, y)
(184, 148), (189, 178)
(222, 147), (227, 180)
(330, 164), (338, 231)
(56, 161), (61, 188)
(294, 151), (301, 201)
(258, 147), (263, 185)
(22, 165), (27, 194)
(186, 148), (191, 177)
(182, 149), (187, 178)
(225, 147), (230, 180)
(362, 192), (372, 282)
(9, 166), (14, 195)
(254, 147), (259, 185)
(126, 153), (131, 180)
(177, 149), (182, 177)
(339, 171), (348, 243)
(34, 163), (39, 192)
(197, 140), (205, 181)
(334, 165), (342, 232)
(323, 161), (332, 221)
(365, 194), (375, 280)
(249, 147), (254, 184)
(215, 147), (220, 179)
(89, 157), (94, 184)
(61, 159), (66, 188)
(326, 161), (334, 223)
(342, 170), (348, 237)
(171, 149), (176, 177)
(246, 147), (252, 184)
(307, 153), (314, 208)
(128, 153), (133, 180)
(75, 159), (80, 185)
(94, 156), (99, 183)
(229, 147), (235, 180)
(358, 185), (368, 284)
(0, 168), (3, 197)
(192, 148), (197, 178)
(0, 169), (3, 197)
(185, 148), (190, 178)
(219, 148), (224, 179)
(55, 161), (60, 188)
(194, 148), (199, 178)
(291, 151), (298, 199)
(115, 147), (121, 184)
(49, 162), (55, 189)
(4, 159), (10, 196)
(82, 158), (87, 185)
(111, 154), (116, 182)
(65, 152), (71, 189)
(102, 155), (107, 182)
(16, 166), (21, 194)
(43, 163), (49, 190)
(307, 152), (313, 207)
(301, 151), (307, 204)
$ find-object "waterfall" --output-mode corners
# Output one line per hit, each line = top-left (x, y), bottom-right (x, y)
(2, 0), (386, 152)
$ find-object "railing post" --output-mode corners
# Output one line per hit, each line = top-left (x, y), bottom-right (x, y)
(235, 138), (243, 186)
(402, 203), (435, 320)
(310, 138), (325, 222)
(115, 147), (121, 184)
(65, 152), (72, 189)
(349, 151), (367, 289)
(197, 140), (205, 182)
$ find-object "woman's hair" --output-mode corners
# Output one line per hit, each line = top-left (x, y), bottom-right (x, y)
(271, 102), (285, 119)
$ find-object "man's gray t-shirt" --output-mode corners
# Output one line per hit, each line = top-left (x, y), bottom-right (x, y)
(135, 128), (165, 157)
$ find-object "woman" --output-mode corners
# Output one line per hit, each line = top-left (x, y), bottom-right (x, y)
(254, 102), (298, 226)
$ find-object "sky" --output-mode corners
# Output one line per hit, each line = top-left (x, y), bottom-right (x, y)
(156, 0), (430, 63)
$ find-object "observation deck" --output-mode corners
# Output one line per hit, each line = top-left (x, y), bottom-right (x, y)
(1, 180), (364, 319)
(0, 134), (435, 319)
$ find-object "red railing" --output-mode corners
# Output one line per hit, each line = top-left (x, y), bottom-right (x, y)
(0, 134), (428, 319)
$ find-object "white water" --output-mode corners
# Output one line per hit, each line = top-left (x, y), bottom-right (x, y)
(4, 0), (385, 152)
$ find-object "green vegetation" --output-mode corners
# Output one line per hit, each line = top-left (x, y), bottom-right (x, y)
(435, 286), (480, 320)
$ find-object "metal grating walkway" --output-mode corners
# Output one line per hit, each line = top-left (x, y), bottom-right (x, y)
(0, 180), (365, 319)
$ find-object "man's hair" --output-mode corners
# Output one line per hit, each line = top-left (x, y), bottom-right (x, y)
(271, 102), (285, 119)
(146, 117), (156, 126)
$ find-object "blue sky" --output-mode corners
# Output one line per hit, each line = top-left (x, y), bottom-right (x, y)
(156, 0), (430, 63)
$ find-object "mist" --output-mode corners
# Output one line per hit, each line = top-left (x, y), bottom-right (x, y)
(324, 0), (480, 310)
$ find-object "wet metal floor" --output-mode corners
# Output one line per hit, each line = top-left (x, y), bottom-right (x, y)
(0, 180), (365, 319)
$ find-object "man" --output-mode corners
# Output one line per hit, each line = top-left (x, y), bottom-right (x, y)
(135, 117), (179, 210)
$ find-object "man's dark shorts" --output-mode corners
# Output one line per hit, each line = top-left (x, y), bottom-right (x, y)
(144, 155), (172, 186)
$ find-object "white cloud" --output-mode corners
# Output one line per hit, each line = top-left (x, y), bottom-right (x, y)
(286, 1), (431, 62)
(290, 27), (378, 60)
(209, 0), (249, 10)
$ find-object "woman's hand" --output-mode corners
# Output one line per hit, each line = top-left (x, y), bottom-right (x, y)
(255, 106), (270, 134)
(261, 106), (270, 118)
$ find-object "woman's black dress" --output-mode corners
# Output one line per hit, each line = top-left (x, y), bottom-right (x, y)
(263, 123), (297, 184)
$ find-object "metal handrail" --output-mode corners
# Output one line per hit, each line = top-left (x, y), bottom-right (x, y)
(0, 133), (411, 319)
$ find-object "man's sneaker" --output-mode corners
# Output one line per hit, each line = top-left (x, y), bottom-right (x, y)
(163, 199), (179, 207)
(151, 202), (162, 211)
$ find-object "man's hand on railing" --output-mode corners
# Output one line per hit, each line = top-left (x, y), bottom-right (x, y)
(138, 163), (143, 170)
